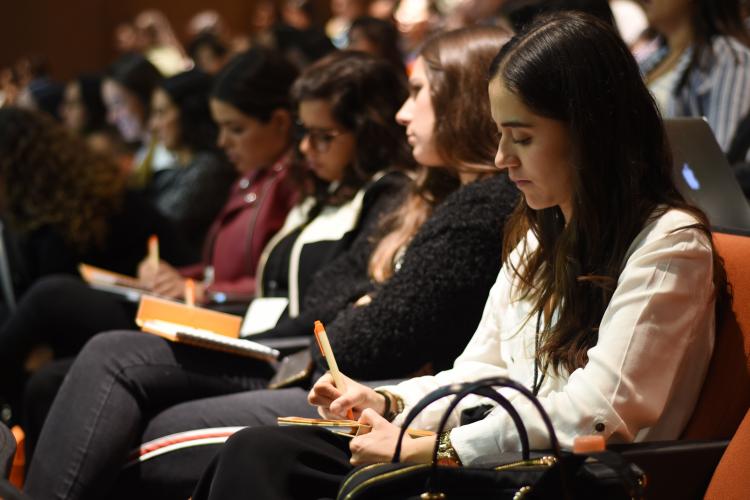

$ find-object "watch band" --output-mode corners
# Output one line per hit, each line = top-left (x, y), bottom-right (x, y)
(374, 389), (405, 422)
(436, 431), (462, 467)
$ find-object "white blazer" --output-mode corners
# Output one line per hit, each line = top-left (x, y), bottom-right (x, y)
(383, 209), (716, 466)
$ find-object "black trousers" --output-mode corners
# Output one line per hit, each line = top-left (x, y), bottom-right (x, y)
(22, 358), (74, 463)
(193, 426), (354, 500)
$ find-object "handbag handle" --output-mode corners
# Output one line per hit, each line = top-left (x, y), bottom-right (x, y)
(391, 383), (530, 462)
(391, 376), (562, 464)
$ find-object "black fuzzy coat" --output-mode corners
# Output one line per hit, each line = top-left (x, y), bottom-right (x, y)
(309, 174), (519, 380)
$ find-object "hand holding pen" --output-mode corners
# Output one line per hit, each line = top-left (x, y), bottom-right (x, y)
(309, 321), (392, 421)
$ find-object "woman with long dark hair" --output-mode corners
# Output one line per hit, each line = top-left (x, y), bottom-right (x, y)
(191, 12), (727, 500)
(101, 53), (165, 172)
(59, 74), (108, 136)
(145, 69), (236, 257)
(138, 48), (301, 303)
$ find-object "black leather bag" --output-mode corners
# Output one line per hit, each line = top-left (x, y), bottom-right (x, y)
(337, 376), (646, 500)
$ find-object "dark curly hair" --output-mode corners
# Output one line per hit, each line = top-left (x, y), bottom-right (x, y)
(291, 50), (414, 204)
(0, 108), (126, 253)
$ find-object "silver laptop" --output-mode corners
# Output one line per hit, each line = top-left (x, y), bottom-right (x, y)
(664, 118), (750, 233)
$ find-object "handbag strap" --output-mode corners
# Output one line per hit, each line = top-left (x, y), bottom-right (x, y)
(435, 386), (531, 460)
(392, 376), (563, 463)
(391, 381), (525, 462)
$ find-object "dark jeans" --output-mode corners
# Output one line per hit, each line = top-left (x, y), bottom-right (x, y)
(24, 330), (275, 500)
(23, 358), (74, 464)
(192, 426), (354, 500)
(0, 275), (135, 419)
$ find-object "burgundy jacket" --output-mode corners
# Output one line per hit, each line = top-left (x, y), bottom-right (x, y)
(179, 152), (299, 299)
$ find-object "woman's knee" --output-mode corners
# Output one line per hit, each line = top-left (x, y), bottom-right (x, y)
(23, 275), (83, 303)
(77, 330), (167, 372)
(141, 402), (214, 442)
(220, 427), (270, 464)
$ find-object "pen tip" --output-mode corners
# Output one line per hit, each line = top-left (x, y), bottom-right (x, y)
(314, 320), (325, 334)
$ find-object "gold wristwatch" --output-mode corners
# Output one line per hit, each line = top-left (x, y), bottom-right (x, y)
(436, 431), (462, 467)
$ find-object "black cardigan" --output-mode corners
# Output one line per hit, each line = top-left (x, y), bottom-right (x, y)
(309, 174), (519, 380)
(252, 171), (409, 338)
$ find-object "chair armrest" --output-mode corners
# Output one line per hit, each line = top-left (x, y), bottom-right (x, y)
(0, 423), (16, 480)
(609, 439), (729, 499)
(0, 479), (31, 500)
(256, 336), (311, 357)
(206, 302), (251, 315)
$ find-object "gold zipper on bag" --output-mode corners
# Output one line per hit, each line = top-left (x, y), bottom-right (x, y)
(341, 463), (431, 500)
(338, 463), (384, 495)
(341, 456), (556, 499)
(513, 485), (533, 500)
(494, 455), (557, 471)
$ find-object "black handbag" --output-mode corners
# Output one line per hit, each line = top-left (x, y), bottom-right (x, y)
(337, 376), (646, 500)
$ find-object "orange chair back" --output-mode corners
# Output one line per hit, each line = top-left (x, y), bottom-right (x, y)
(9, 426), (24, 488)
(704, 409), (750, 499)
(682, 232), (750, 440)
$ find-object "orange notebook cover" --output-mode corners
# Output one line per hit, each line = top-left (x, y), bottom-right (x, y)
(135, 295), (279, 361)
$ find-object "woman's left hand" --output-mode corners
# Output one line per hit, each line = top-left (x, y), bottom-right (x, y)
(349, 409), (436, 466)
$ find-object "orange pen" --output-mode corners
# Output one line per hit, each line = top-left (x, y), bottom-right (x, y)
(148, 235), (160, 270)
(314, 320), (354, 420)
(184, 278), (195, 307)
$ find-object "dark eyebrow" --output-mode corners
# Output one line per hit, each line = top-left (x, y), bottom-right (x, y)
(500, 121), (533, 128)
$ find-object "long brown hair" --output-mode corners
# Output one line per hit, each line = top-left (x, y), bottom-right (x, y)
(490, 12), (728, 374)
(369, 26), (512, 282)
(0, 108), (126, 253)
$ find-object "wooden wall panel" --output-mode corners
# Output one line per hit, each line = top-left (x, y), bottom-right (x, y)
(0, 0), (260, 81)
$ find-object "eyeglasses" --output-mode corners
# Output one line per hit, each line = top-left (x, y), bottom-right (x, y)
(294, 121), (349, 153)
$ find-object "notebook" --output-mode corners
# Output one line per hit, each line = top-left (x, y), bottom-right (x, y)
(276, 416), (434, 439)
(664, 118), (750, 233)
(135, 295), (280, 362)
(79, 263), (150, 302)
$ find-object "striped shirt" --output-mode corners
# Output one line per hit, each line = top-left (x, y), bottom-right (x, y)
(640, 36), (750, 160)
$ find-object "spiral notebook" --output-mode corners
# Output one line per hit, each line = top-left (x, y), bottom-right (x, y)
(79, 263), (151, 302)
(136, 295), (279, 362)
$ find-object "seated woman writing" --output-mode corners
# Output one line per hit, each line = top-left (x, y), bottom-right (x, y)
(190, 12), (727, 500)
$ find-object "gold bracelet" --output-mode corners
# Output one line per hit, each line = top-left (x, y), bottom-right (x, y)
(436, 431), (462, 467)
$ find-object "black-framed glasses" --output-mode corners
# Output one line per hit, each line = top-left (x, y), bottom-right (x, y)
(294, 121), (349, 153)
